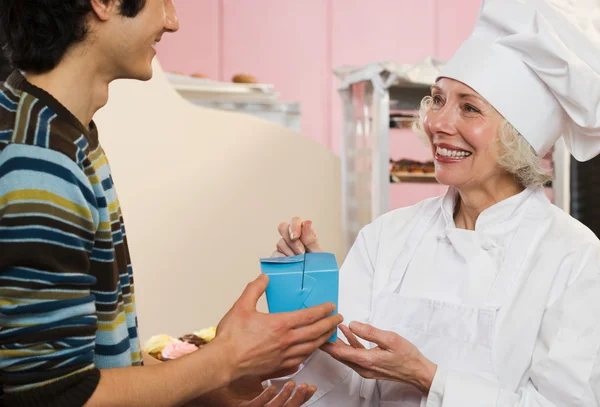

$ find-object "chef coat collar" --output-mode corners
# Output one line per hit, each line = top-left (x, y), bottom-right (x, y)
(441, 187), (539, 232)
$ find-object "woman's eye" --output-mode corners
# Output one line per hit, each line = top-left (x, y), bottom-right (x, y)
(464, 104), (480, 113)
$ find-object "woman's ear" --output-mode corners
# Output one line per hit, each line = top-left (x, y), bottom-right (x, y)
(89, 0), (119, 22)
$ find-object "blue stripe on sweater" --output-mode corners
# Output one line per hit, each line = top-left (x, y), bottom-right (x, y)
(0, 300), (96, 326)
(0, 156), (97, 209)
(0, 129), (12, 143)
(0, 295), (95, 315)
(0, 91), (18, 111)
(0, 226), (94, 252)
(95, 336), (131, 356)
(34, 107), (57, 148)
(0, 316), (97, 340)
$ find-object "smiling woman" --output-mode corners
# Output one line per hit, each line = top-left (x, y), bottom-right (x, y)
(270, 1), (600, 406)
(413, 85), (553, 189)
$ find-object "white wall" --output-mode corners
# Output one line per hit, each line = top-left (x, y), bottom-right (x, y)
(94, 61), (343, 341)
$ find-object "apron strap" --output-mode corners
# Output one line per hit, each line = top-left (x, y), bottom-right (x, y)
(387, 205), (441, 294)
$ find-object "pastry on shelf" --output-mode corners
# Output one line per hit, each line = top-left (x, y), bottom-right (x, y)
(191, 72), (209, 79)
(391, 159), (425, 174)
(232, 74), (257, 84)
(389, 159), (438, 183)
(390, 159), (412, 174)
(389, 111), (418, 129)
(422, 161), (435, 173)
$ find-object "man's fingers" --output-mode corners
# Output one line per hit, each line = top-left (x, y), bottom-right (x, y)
(260, 365), (300, 382)
(265, 381), (295, 407)
(339, 324), (365, 349)
(283, 302), (337, 329)
(279, 356), (309, 370)
(247, 386), (278, 406)
(284, 328), (337, 359)
(283, 383), (315, 407)
(289, 314), (342, 345)
(238, 274), (269, 310)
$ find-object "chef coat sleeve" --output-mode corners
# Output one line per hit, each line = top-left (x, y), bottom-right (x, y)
(268, 221), (383, 404)
(425, 245), (600, 407)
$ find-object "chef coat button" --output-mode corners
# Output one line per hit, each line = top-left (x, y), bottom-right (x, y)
(482, 240), (494, 250)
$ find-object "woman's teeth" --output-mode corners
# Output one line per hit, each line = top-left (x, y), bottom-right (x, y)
(437, 147), (472, 158)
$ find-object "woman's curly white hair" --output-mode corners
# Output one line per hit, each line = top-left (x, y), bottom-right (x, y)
(412, 96), (552, 189)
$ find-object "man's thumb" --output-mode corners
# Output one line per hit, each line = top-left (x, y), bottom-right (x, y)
(239, 274), (269, 309)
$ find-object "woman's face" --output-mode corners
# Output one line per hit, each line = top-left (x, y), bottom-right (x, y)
(424, 78), (511, 190)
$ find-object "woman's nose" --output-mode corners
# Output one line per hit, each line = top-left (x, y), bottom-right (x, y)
(426, 104), (457, 136)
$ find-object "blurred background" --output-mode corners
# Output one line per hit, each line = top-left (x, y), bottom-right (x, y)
(4, 0), (598, 342)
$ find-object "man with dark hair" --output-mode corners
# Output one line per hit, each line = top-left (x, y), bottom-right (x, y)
(0, 52), (11, 82)
(0, 1), (341, 406)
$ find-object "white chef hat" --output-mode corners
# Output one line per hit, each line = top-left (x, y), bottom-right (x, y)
(438, 0), (600, 161)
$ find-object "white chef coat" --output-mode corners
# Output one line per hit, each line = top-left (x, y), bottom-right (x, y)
(271, 187), (600, 406)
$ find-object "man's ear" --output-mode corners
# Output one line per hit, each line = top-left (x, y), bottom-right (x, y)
(89, 0), (119, 22)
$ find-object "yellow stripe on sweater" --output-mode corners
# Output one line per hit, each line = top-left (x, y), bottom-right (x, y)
(0, 189), (93, 221)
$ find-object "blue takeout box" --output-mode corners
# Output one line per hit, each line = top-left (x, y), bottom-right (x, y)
(260, 252), (339, 342)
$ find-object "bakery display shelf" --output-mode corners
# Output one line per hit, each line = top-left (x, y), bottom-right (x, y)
(390, 111), (418, 129)
(390, 173), (437, 183)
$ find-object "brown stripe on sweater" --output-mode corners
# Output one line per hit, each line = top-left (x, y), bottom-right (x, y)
(0, 202), (96, 233)
(0, 326), (97, 347)
(12, 93), (36, 144)
(0, 216), (95, 242)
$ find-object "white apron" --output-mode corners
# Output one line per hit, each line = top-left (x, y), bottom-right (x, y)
(359, 200), (540, 406)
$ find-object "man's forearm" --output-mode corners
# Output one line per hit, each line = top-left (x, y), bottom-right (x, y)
(85, 343), (234, 407)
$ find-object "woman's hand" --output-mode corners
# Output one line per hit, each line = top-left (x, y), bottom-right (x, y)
(273, 217), (322, 257)
(321, 322), (437, 395)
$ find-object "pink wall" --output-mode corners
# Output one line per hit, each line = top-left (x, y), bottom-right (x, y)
(156, 0), (481, 210)
(221, 0), (329, 150)
(157, 0), (221, 79)
(157, 0), (480, 149)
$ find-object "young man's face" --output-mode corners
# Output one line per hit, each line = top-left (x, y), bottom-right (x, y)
(97, 0), (179, 80)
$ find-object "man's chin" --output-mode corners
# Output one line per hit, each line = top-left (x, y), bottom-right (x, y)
(135, 68), (154, 82)
(118, 65), (154, 82)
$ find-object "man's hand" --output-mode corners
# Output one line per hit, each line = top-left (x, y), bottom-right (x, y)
(274, 218), (322, 257)
(213, 274), (343, 380)
(237, 382), (315, 407)
(189, 378), (315, 407)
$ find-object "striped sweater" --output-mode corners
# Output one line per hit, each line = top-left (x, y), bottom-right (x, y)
(0, 71), (142, 407)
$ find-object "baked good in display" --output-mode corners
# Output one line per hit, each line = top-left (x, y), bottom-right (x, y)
(191, 72), (208, 78)
(423, 161), (435, 173)
(390, 159), (436, 180)
(143, 327), (217, 361)
(232, 74), (257, 84)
